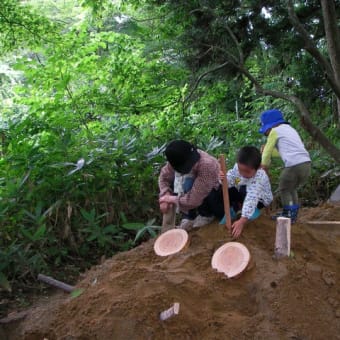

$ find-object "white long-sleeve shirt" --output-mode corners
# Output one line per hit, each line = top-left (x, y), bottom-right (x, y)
(227, 164), (273, 219)
(262, 124), (310, 167)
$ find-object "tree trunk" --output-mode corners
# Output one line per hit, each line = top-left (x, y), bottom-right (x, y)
(260, 89), (340, 164)
(321, 0), (340, 99)
(333, 95), (340, 126)
(286, 94), (340, 163)
(287, 0), (340, 99)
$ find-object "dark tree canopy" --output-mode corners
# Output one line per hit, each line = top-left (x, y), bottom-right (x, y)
(137, 0), (340, 161)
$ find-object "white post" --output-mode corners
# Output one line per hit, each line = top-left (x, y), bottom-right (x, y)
(159, 303), (180, 321)
(274, 217), (291, 258)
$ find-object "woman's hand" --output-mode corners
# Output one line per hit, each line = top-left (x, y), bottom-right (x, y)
(159, 193), (178, 213)
(159, 194), (178, 205)
(159, 202), (169, 213)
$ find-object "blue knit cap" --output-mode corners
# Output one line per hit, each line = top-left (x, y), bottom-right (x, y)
(259, 109), (287, 134)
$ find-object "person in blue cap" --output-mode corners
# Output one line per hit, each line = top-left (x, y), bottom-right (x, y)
(259, 109), (311, 222)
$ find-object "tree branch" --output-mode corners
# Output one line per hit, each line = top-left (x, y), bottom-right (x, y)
(202, 43), (239, 64)
(235, 63), (340, 163)
(183, 61), (230, 105)
(196, 46), (213, 60)
(287, 0), (340, 99)
(225, 23), (244, 64)
(320, 0), (340, 88)
(0, 8), (57, 47)
(129, 13), (171, 23)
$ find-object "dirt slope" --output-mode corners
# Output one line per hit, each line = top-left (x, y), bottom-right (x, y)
(3, 205), (340, 340)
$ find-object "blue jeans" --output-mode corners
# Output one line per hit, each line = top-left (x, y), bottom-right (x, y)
(174, 176), (224, 220)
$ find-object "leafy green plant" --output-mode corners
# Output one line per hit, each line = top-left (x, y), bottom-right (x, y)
(121, 218), (161, 244)
(20, 224), (46, 243)
(0, 240), (47, 286)
(80, 208), (111, 246)
(70, 288), (84, 299)
(0, 271), (11, 292)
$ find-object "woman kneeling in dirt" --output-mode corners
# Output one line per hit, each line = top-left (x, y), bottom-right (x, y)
(159, 140), (224, 231)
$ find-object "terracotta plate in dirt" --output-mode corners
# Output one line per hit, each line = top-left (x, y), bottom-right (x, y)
(154, 229), (189, 256)
(211, 242), (250, 278)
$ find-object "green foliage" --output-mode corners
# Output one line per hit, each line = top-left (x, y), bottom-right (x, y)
(0, 0), (339, 299)
(0, 271), (11, 292)
(0, 240), (48, 288)
(134, 224), (160, 244)
(70, 288), (84, 298)
(120, 217), (161, 243)
(0, 0), (58, 53)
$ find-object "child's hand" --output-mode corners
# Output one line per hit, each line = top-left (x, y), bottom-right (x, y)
(260, 144), (265, 153)
(231, 217), (247, 238)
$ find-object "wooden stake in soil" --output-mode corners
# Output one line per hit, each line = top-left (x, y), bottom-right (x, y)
(161, 203), (176, 233)
(306, 221), (340, 225)
(0, 311), (28, 324)
(274, 217), (291, 258)
(159, 302), (180, 321)
(37, 274), (75, 293)
(219, 154), (232, 230)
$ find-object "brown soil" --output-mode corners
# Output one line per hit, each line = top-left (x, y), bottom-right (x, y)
(2, 205), (340, 340)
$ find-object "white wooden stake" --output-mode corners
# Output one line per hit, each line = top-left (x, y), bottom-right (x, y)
(307, 221), (340, 225)
(159, 302), (180, 321)
(274, 217), (291, 258)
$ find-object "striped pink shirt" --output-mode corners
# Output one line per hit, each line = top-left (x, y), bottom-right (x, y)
(159, 150), (220, 212)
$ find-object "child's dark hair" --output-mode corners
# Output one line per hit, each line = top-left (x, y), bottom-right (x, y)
(237, 146), (261, 170)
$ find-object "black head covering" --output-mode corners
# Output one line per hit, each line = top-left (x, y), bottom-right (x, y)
(165, 140), (200, 174)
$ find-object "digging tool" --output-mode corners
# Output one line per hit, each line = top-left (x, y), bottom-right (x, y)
(219, 154), (232, 230)
(161, 203), (176, 233)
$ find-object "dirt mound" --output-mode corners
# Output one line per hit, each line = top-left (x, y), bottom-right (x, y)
(3, 206), (340, 340)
